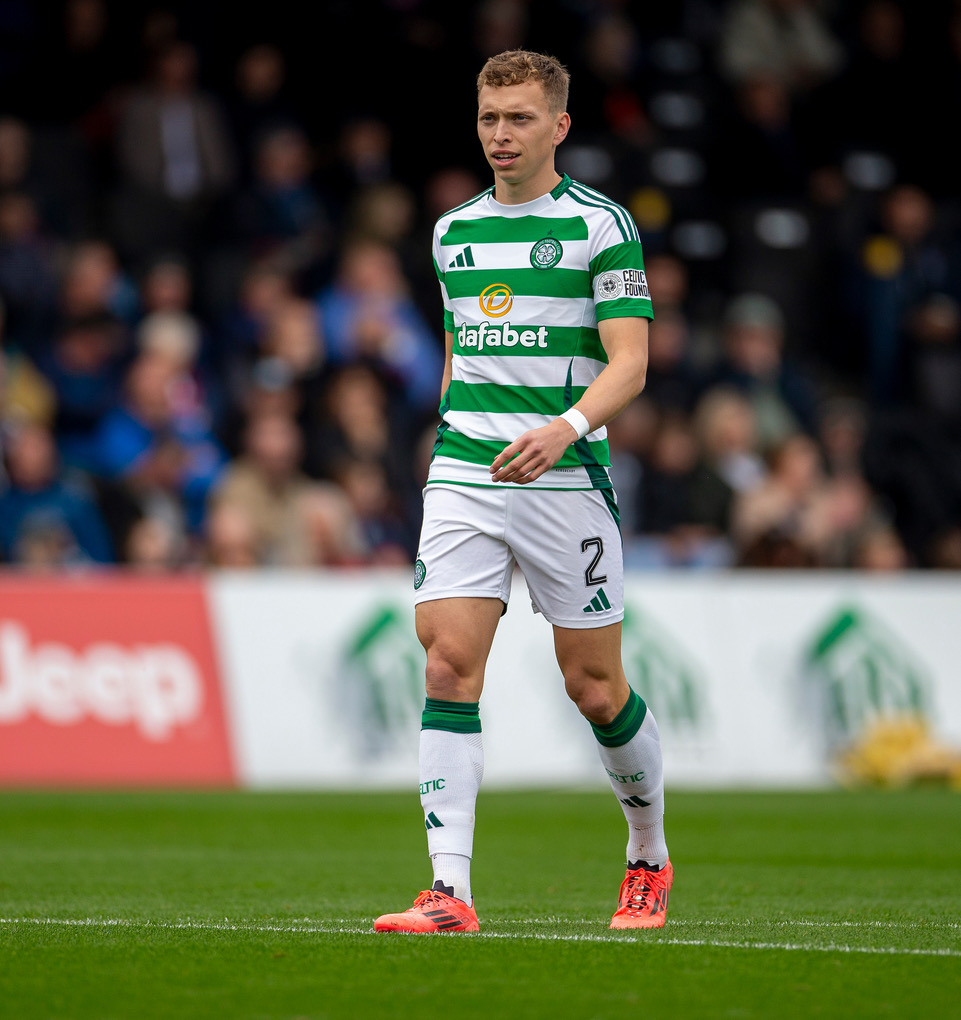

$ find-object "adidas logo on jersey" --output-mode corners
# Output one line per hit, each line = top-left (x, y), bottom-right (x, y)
(456, 321), (549, 352)
(582, 587), (613, 613)
(448, 246), (475, 269)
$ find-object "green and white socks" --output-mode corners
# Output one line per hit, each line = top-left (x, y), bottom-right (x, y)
(419, 698), (484, 904)
(417, 690), (667, 905)
(591, 688), (669, 869)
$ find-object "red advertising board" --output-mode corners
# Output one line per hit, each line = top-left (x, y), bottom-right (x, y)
(0, 576), (236, 786)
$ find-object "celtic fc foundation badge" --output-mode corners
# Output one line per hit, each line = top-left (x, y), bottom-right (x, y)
(413, 559), (427, 590)
(597, 271), (624, 299)
(530, 236), (563, 269)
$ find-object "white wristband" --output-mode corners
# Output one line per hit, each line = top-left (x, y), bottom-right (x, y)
(559, 407), (591, 440)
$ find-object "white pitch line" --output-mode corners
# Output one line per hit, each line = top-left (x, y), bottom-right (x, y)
(0, 918), (349, 936)
(657, 918), (961, 932)
(1, 918), (959, 957)
(398, 918), (961, 932)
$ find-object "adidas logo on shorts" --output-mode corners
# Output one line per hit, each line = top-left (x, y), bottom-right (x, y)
(582, 587), (613, 614)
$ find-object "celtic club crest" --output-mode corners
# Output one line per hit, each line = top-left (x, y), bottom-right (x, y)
(530, 236), (563, 270)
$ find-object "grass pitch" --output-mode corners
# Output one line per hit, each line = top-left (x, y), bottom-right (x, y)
(0, 789), (959, 1019)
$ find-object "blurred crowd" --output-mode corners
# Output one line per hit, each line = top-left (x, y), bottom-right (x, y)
(1, 0), (960, 572)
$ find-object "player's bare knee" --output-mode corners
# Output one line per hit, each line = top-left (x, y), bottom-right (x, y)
(424, 647), (480, 701)
(564, 676), (620, 724)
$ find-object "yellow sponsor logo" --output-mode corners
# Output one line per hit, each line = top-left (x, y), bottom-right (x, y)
(479, 283), (513, 318)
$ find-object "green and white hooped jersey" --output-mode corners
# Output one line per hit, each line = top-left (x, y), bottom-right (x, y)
(429, 174), (653, 491)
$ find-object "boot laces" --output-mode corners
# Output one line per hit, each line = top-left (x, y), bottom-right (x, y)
(621, 870), (662, 915)
(409, 889), (447, 911)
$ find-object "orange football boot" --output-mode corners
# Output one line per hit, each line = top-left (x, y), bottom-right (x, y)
(374, 888), (479, 933)
(609, 859), (673, 929)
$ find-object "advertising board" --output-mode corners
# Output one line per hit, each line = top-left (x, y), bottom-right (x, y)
(0, 578), (235, 785)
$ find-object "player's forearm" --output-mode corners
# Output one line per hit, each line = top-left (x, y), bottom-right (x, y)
(565, 347), (647, 436)
(561, 316), (649, 437)
(489, 317), (648, 483)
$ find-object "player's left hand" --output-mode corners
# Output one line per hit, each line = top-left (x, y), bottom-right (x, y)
(489, 418), (578, 484)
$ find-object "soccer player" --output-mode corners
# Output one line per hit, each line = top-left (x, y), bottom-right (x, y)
(374, 50), (671, 934)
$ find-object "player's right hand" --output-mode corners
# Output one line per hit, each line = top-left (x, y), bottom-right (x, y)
(488, 418), (578, 484)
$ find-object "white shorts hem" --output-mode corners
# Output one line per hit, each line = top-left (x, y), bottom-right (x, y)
(414, 587), (511, 606)
(540, 611), (625, 630)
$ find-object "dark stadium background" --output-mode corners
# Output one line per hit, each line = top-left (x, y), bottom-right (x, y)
(2, 0), (961, 571)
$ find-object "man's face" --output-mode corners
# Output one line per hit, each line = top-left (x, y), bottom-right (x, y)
(477, 80), (568, 190)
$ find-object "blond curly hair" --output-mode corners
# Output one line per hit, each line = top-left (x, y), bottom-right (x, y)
(477, 50), (570, 114)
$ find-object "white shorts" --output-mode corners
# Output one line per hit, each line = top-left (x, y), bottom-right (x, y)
(413, 484), (623, 629)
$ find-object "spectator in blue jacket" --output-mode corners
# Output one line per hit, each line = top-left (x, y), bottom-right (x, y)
(92, 350), (224, 533)
(316, 240), (443, 414)
(0, 422), (113, 564)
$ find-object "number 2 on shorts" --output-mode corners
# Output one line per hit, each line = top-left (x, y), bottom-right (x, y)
(581, 537), (607, 587)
